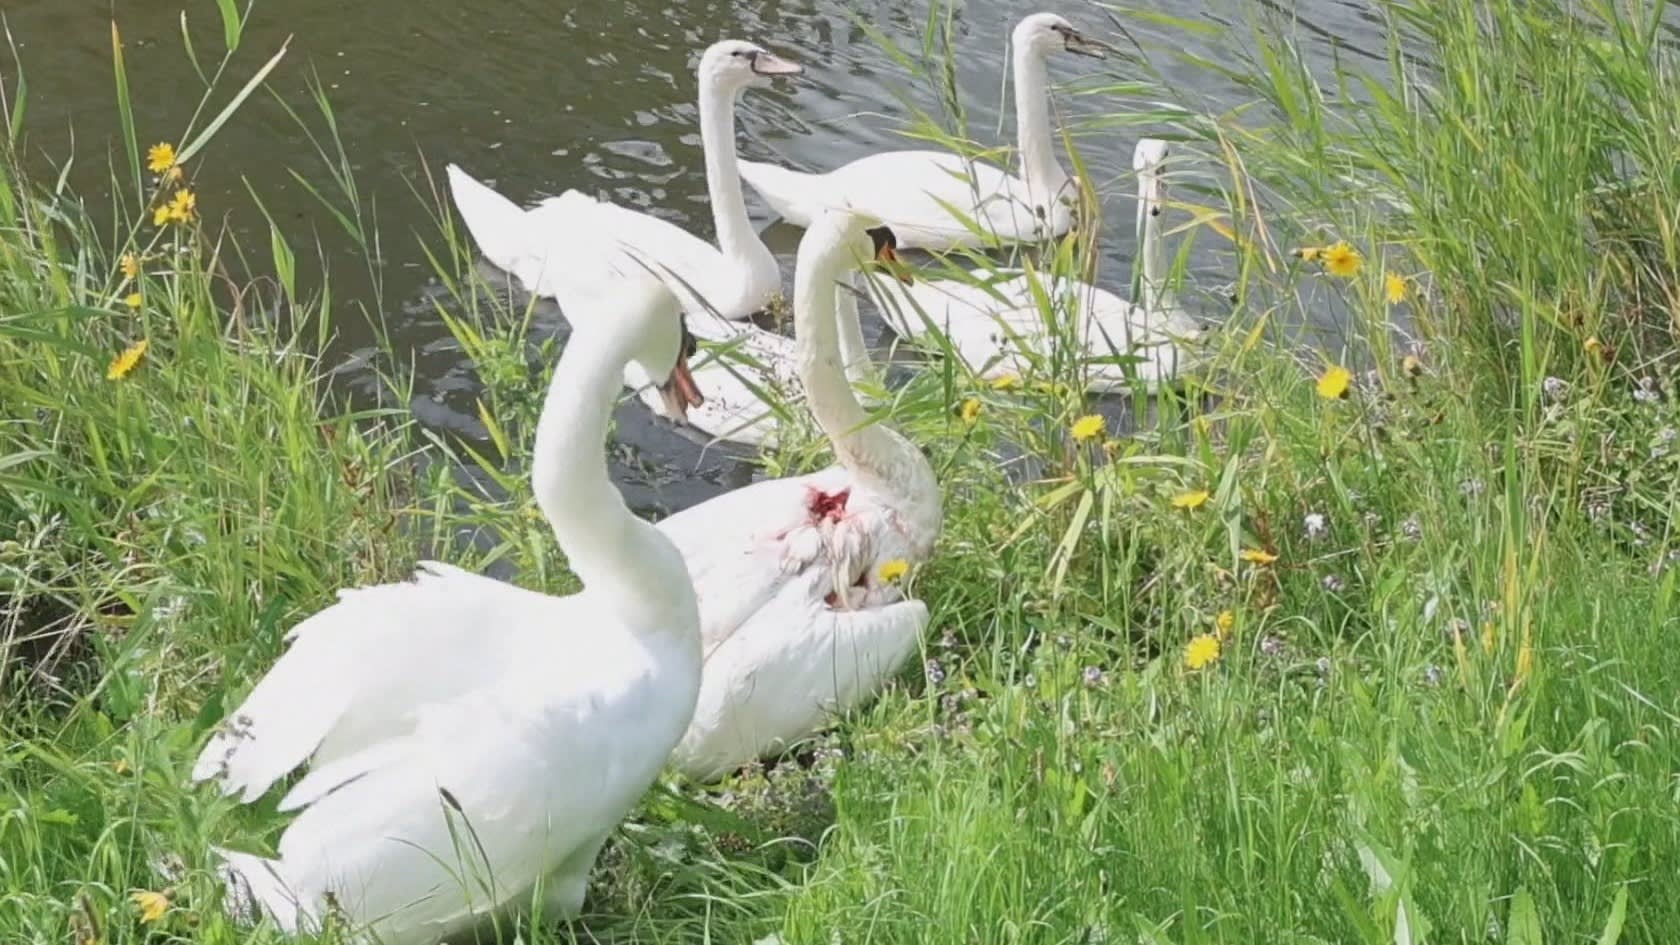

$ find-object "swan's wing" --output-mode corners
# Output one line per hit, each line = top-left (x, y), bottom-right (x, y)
(446, 167), (666, 304)
(533, 194), (735, 319)
(656, 466), (861, 651)
(868, 269), (1051, 378)
(259, 647), (684, 940)
(191, 562), (570, 803)
(673, 571), (927, 780)
(819, 152), (1043, 248)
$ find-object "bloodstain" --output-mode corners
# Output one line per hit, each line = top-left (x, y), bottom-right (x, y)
(806, 487), (851, 524)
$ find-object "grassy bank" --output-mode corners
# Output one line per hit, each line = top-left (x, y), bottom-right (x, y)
(5, 0), (1680, 943)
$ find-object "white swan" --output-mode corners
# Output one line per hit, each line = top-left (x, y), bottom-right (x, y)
(190, 245), (705, 945)
(737, 13), (1109, 251)
(654, 210), (943, 781)
(448, 40), (797, 323)
(448, 41), (876, 446)
(865, 137), (1203, 392)
(449, 159), (890, 447)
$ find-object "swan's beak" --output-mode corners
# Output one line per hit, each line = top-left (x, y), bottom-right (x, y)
(875, 243), (914, 285)
(750, 51), (803, 77)
(657, 326), (705, 423)
(1062, 29), (1113, 59)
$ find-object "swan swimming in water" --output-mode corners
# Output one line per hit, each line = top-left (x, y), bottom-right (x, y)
(449, 40), (886, 445)
(737, 13), (1110, 251)
(865, 138), (1204, 392)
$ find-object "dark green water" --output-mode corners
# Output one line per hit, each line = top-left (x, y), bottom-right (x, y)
(3, 0), (1398, 512)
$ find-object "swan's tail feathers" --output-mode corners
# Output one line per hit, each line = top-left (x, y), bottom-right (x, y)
(737, 160), (818, 228)
(216, 847), (309, 933)
(445, 164), (534, 276)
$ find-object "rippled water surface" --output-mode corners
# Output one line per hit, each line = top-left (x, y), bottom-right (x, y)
(5, 0), (1403, 512)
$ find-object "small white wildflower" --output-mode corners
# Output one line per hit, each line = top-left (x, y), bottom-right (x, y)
(1459, 478), (1486, 497)
(1304, 512), (1328, 540)
(1401, 516), (1423, 541)
(1541, 376), (1569, 403)
(1321, 574), (1346, 592)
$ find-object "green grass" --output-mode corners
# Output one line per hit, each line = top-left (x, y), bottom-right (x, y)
(5, 0), (1680, 943)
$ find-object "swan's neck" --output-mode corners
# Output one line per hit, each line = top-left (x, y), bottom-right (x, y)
(1013, 44), (1069, 207)
(795, 246), (939, 536)
(532, 316), (691, 628)
(1137, 173), (1173, 313)
(834, 273), (877, 386)
(698, 76), (773, 282)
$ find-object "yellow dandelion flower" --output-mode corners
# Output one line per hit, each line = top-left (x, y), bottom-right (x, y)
(123, 292), (142, 310)
(1240, 547), (1278, 565)
(1170, 489), (1210, 510)
(960, 397), (982, 426)
(1184, 633), (1221, 671)
(1316, 365), (1352, 400)
(1401, 354), (1423, 378)
(146, 142), (177, 175)
(990, 372), (1022, 391)
(119, 252), (141, 281)
(1294, 246), (1323, 263)
(1383, 271), (1408, 305)
(1322, 241), (1362, 278)
(1070, 414), (1105, 442)
(1215, 610), (1235, 638)
(107, 339), (149, 381)
(153, 203), (171, 227)
(130, 889), (170, 924)
(166, 189), (196, 223)
(1584, 336), (1602, 354)
(878, 558), (910, 583)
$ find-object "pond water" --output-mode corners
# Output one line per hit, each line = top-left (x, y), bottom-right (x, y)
(5, 0), (1399, 515)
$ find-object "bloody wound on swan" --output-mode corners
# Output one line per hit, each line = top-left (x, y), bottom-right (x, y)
(806, 487), (850, 523)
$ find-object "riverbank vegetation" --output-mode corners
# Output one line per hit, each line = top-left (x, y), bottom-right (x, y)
(4, 0), (1678, 941)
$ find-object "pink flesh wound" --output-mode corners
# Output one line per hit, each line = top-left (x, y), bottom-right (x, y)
(806, 487), (850, 524)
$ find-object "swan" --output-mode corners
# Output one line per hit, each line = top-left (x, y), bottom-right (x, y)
(865, 137), (1204, 392)
(448, 41), (876, 446)
(450, 159), (893, 447)
(653, 209), (943, 781)
(447, 40), (798, 324)
(737, 13), (1109, 251)
(189, 243), (706, 944)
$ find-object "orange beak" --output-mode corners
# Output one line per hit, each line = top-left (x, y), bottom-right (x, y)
(876, 244), (913, 285)
(656, 330), (705, 423)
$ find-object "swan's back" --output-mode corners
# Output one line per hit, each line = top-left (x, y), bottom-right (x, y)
(740, 151), (1057, 250)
